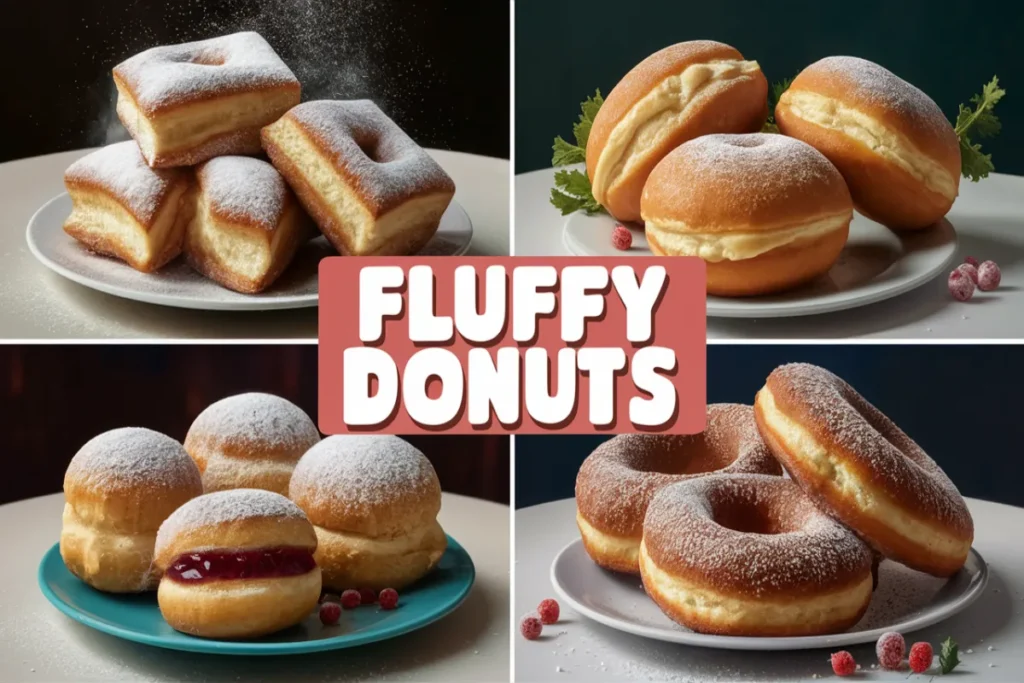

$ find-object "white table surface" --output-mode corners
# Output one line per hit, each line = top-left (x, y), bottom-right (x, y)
(515, 497), (1023, 682)
(515, 167), (1024, 339)
(0, 149), (509, 340)
(0, 492), (510, 682)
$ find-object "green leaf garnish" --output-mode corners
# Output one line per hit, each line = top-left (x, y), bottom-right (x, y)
(549, 90), (606, 215)
(762, 77), (793, 133)
(955, 77), (1006, 181)
(551, 169), (603, 215)
(940, 637), (961, 674)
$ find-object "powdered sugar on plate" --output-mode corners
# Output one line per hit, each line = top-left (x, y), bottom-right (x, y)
(198, 157), (288, 231)
(64, 427), (200, 492)
(155, 488), (307, 551)
(186, 392), (320, 454)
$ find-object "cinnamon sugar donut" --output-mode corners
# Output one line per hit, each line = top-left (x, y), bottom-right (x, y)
(754, 363), (974, 576)
(575, 404), (782, 574)
(640, 474), (874, 637)
(641, 134), (853, 296)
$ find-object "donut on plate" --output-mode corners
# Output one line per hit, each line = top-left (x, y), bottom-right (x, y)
(641, 133), (853, 296)
(261, 100), (456, 256)
(184, 392), (321, 496)
(289, 435), (446, 591)
(754, 363), (974, 576)
(586, 40), (768, 223)
(775, 56), (960, 230)
(114, 31), (300, 168)
(575, 404), (782, 574)
(61, 427), (203, 592)
(640, 474), (874, 636)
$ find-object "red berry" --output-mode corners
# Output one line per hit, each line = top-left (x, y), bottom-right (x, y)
(379, 588), (399, 610)
(319, 592), (339, 604)
(520, 614), (543, 640)
(831, 650), (856, 677)
(957, 262), (979, 284)
(537, 598), (560, 624)
(612, 224), (632, 251)
(948, 268), (975, 301)
(319, 602), (341, 625)
(359, 587), (377, 605)
(909, 642), (933, 674)
(964, 256), (980, 268)
(876, 631), (906, 670)
(340, 589), (361, 609)
(978, 260), (1001, 291)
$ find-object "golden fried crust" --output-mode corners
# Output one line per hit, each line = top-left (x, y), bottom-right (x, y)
(291, 477), (441, 540)
(154, 516), (317, 570)
(313, 520), (447, 591)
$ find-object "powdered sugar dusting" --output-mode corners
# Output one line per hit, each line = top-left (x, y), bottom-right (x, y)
(64, 142), (181, 224)
(187, 392), (320, 453)
(198, 157), (287, 232)
(64, 427), (200, 492)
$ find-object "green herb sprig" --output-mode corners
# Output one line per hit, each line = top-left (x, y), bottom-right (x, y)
(956, 76), (1006, 181)
(549, 91), (606, 215)
(762, 77), (793, 133)
(940, 637), (961, 674)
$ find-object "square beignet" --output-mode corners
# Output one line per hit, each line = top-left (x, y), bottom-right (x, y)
(185, 156), (315, 294)
(63, 141), (193, 272)
(113, 31), (300, 168)
(261, 100), (455, 256)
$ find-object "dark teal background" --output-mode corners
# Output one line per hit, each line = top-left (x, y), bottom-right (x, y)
(515, 1), (1024, 175)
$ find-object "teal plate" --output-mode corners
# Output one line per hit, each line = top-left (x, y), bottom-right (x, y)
(38, 535), (475, 655)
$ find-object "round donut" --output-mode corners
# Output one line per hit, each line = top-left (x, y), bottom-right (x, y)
(154, 489), (321, 639)
(575, 404), (783, 574)
(640, 474), (874, 637)
(184, 392), (321, 496)
(754, 363), (974, 577)
(289, 435), (446, 591)
(61, 427), (203, 593)
(586, 40), (768, 222)
(776, 56), (960, 230)
(641, 133), (853, 296)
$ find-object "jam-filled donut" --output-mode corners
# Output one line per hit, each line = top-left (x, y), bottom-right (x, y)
(575, 404), (783, 574)
(184, 392), (321, 496)
(640, 474), (874, 637)
(289, 435), (447, 591)
(61, 428), (203, 593)
(154, 489), (321, 638)
(754, 363), (974, 577)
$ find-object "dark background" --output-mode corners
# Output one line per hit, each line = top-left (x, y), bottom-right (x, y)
(0, 345), (509, 506)
(517, 345), (1024, 508)
(0, 0), (510, 163)
(515, 0), (1024, 174)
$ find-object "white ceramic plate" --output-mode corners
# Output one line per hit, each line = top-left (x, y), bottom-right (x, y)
(550, 538), (988, 651)
(563, 212), (958, 318)
(26, 193), (473, 311)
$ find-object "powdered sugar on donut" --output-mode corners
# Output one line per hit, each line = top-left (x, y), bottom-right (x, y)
(198, 157), (288, 231)
(65, 427), (200, 492)
(187, 392), (320, 455)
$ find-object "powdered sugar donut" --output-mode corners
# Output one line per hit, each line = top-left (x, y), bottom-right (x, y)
(60, 427), (203, 593)
(288, 435), (446, 591)
(575, 404), (783, 574)
(184, 393), (320, 496)
(755, 363), (974, 576)
(640, 474), (874, 636)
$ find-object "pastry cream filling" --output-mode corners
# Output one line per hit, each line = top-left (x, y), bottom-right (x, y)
(576, 511), (641, 562)
(639, 541), (872, 628)
(644, 212), (850, 262)
(757, 387), (969, 558)
(592, 59), (762, 202)
(783, 90), (957, 200)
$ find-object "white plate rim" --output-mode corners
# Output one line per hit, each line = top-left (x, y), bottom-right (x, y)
(549, 538), (989, 651)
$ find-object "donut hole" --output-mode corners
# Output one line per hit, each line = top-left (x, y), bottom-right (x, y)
(187, 51), (226, 67)
(711, 497), (802, 536)
(354, 134), (384, 163)
(630, 437), (736, 475)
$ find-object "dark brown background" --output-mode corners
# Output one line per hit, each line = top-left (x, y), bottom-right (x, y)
(0, 345), (509, 506)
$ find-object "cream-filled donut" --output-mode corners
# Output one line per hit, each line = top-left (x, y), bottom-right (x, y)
(289, 435), (446, 591)
(61, 427), (203, 592)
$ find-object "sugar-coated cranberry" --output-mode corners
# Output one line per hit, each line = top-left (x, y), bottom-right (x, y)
(537, 598), (560, 624)
(379, 588), (399, 610)
(909, 642), (934, 674)
(964, 256), (980, 268)
(948, 269), (975, 301)
(341, 589), (361, 609)
(978, 260), (1001, 291)
(319, 602), (341, 626)
(359, 587), (377, 605)
(957, 262), (979, 284)
(612, 224), (632, 251)
(876, 631), (906, 670)
(520, 614), (543, 640)
(831, 650), (856, 676)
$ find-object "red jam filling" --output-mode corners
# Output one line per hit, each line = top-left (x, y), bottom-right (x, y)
(165, 547), (316, 583)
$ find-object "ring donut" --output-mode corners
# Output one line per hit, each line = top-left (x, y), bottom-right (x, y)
(754, 363), (974, 576)
(575, 404), (782, 573)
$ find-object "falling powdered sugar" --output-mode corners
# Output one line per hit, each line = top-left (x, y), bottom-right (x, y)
(64, 427), (200, 493)
(198, 157), (288, 231)
(186, 392), (320, 455)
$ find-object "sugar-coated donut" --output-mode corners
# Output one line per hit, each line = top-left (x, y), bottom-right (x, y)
(154, 489), (321, 639)
(63, 142), (193, 273)
(184, 393), (321, 496)
(776, 56), (960, 230)
(586, 40), (768, 222)
(641, 133), (853, 296)
(261, 100), (456, 256)
(640, 474), (874, 636)
(61, 427), (203, 593)
(289, 435), (446, 591)
(114, 31), (300, 168)
(575, 404), (783, 574)
(754, 363), (974, 576)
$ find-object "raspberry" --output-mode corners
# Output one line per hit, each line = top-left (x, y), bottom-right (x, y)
(831, 651), (856, 677)
(537, 598), (560, 624)
(319, 602), (341, 625)
(340, 589), (361, 609)
(359, 587), (377, 605)
(520, 614), (543, 640)
(909, 642), (933, 674)
(612, 224), (632, 251)
(948, 269), (975, 301)
(957, 262), (979, 284)
(964, 256), (980, 268)
(978, 260), (1001, 291)
(876, 631), (906, 670)
(379, 588), (399, 610)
